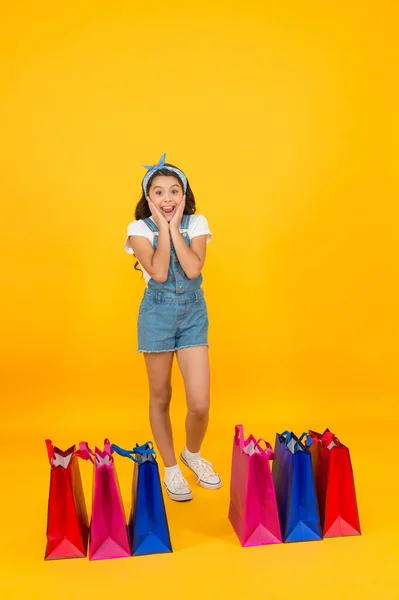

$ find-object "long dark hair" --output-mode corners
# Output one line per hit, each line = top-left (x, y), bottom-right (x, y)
(133, 163), (196, 274)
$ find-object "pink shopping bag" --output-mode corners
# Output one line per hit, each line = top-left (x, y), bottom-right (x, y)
(76, 439), (130, 560)
(228, 425), (282, 546)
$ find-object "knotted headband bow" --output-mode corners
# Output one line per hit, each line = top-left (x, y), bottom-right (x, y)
(142, 152), (188, 195)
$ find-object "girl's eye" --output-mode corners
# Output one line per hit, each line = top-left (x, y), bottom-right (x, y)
(172, 189), (178, 194)
(155, 191), (162, 195)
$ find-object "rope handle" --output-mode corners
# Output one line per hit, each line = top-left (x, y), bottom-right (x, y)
(111, 441), (156, 463)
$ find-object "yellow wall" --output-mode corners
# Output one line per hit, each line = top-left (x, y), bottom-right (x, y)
(1, 0), (398, 434)
(2, 3), (399, 600)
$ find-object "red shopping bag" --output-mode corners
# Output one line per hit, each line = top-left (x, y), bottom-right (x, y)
(309, 429), (361, 537)
(44, 440), (89, 560)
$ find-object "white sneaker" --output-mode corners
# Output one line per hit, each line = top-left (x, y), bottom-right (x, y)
(180, 451), (222, 490)
(164, 470), (193, 502)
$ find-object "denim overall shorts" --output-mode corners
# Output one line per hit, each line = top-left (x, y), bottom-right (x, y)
(137, 214), (209, 353)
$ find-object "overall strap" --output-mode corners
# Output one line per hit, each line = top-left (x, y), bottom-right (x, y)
(181, 214), (190, 230)
(143, 217), (159, 233)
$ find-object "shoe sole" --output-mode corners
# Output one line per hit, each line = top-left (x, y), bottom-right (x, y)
(180, 453), (222, 490)
(163, 482), (193, 502)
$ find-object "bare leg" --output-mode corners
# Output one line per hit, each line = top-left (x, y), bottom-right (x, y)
(176, 346), (210, 453)
(144, 351), (176, 467)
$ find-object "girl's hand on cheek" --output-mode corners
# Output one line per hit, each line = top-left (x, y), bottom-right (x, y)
(170, 195), (186, 231)
(147, 197), (169, 230)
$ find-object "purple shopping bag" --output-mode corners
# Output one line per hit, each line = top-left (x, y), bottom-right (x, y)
(77, 439), (130, 560)
(228, 425), (282, 546)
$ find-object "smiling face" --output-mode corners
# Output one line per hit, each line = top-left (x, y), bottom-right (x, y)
(147, 175), (184, 222)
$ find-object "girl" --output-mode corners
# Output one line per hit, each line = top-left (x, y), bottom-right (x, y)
(124, 153), (221, 502)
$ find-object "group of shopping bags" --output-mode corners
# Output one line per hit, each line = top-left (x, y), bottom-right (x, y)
(45, 427), (361, 559)
(44, 439), (172, 560)
(229, 426), (361, 546)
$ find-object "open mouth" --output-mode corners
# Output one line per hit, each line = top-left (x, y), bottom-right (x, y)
(161, 206), (176, 216)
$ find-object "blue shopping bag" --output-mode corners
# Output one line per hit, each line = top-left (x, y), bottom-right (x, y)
(272, 431), (322, 543)
(111, 442), (172, 556)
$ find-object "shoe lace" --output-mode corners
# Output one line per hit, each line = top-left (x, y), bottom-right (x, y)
(193, 458), (215, 483)
(169, 470), (188, 492)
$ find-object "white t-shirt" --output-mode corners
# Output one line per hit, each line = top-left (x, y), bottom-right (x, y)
(124, 214), (212, 285)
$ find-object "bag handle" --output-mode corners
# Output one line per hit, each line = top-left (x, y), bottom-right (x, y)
(278, 430), (292, 445)
(75, 441), (96, 464)
(45, 440), (77, 468)
(111, 441), (156, 463)
(135, 441), (155, 454)
(256, 438), (276, 459)
(299, 432), (312, 448)
(111, 444), (139, 463)
(76, 439), (115, 464)
(308, 430), (320, 443)
(234, 425), (245, 449)
(309, 429), (340, 448)
(321, 429), (340, 447)
(45, 439), (54, 464)
(278, 431), (312, 452)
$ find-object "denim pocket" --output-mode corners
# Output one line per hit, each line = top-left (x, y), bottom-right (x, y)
(139, 295), (156, 315)
(196, 297), (207, 311)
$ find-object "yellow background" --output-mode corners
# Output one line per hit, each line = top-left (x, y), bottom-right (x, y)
(1, 1), (398, 598)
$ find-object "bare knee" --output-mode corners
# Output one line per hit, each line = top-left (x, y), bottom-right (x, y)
(150, 384), (172, 411)
(187, 397), (209, 421)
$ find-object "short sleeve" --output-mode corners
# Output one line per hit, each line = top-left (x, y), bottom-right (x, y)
(123, 220), (154, 255)
(188, 215), (212, 243)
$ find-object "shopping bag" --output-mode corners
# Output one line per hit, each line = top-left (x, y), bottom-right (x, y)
(76, 439), (130, 560)
(309, 429), (361, 537)
(228, 425), (282, 546)
(111, 442), (172, 556)
(44, 440), (89, 560)
(272, 431), (322, 543)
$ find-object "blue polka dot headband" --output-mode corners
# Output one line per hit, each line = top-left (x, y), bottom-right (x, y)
(142, 153), (188, 195)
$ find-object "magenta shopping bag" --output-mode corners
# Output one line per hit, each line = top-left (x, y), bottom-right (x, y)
(77, 439), (130, 560)
(228, 425), (282, 546)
